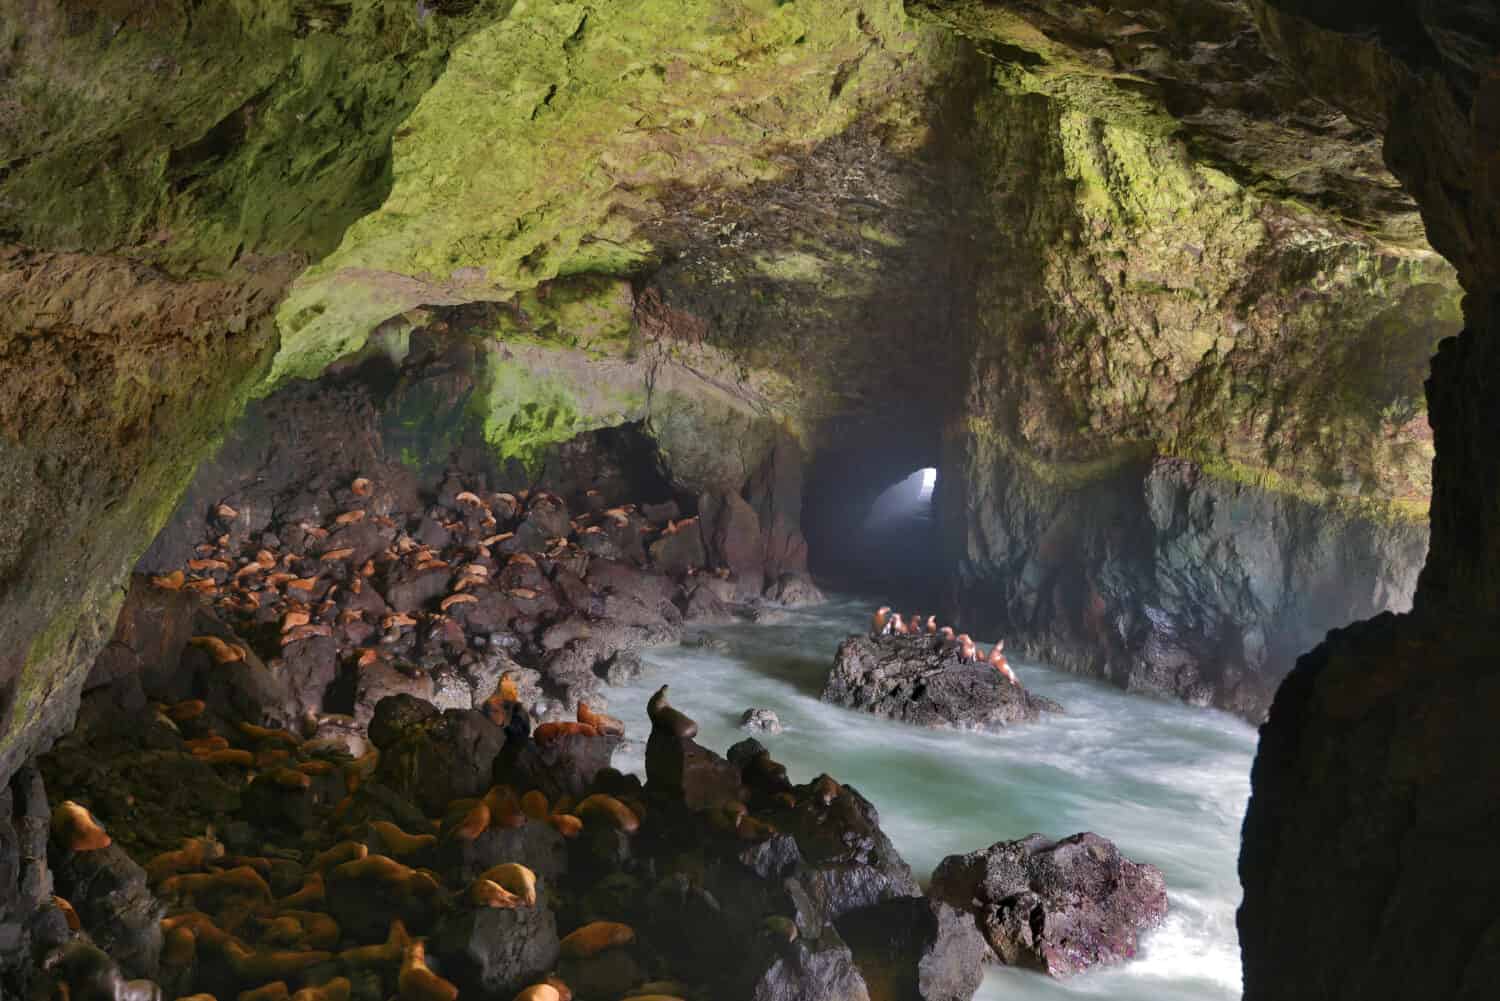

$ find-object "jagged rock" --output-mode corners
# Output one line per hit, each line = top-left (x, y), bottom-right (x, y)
(929, 832), (1167, 977)
(681, 581), (739, 623)
(48, 843), (163, 980)
(737, 930), (871, 1001)
(764, 572), (825, 607)
(837, 896), (986, 1001)
(436, 817), (568, 884)
(645, 689), (743, 810)
(369, 697), (506, 815)
(497, 730), (623, 802)
(649, 523), (707, 576)
(355, 662), (436, 727)
(700, 491), (766, 597)
(740, 708), (783, 734)
(823, 635), (1061, 729)
(41, 940), (163, 1001)
(279, 634), (341, 716)
(431, 893), (560, 995)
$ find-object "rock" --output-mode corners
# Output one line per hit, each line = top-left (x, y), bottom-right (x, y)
(279, 634), (341, 716)
(822, 635), (1061, 729)
(682, 632), (731, 652)
(737, 930), (871, 1001)
(645, 689), (744, 810)
(740, 708), (783, 734)
(49, 842), (163, 979)
(370, 697), (506, 815)
(700, 491), (765, 597)
(681, 581), (738, 623)
(431, 894), (559, 996)
(357, 664), (436, 728)
(836, 896), (986, 1001)
(929, 832), (1168, 977)
(497, 730), (623, 802)
(764, 572), (825, 607)
(381, 565), (450, 614)
(776, 780), (922, 923)
(42, 940), (164, 1001)
(596, 649), (643, 686)
(649, 523), (707, 576)
(435, 817), (568, 885)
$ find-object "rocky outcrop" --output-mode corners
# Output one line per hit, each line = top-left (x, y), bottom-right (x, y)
(930, 832), (1168, 977)
(946, 456), (1428, 719)
(823, 635), (1062, 728)
(1236, 5), (1500, 1000)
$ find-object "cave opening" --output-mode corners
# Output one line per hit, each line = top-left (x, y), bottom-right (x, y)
(803, 425), (949, 608)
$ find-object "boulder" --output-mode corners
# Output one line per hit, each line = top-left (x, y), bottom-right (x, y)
(837, 896), (986, 1001)
(700, 491), (765, 596)
(822, 635), (1062, 729)
(928, 832), (1168, 977)
(764, 571), (825, 607)
(649, 524), (707, 576)
(740, 708), (783, 734)
(431, 893), (560, 996)
(48, 842), (162, 980)
(369, 697), (506, 816)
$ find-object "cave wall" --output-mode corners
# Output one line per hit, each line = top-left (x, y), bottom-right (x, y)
(932, 55), (1458, 719)
(1238, 3), (1500, 998)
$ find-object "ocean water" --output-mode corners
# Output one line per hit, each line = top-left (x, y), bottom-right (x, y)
(605, 595), (1257, 1001)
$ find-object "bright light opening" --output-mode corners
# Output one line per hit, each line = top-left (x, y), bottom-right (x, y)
(918, 466), (937, 501)
(864, 467), (939, 530)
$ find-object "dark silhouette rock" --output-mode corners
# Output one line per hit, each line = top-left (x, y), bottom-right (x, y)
(49, 842), (163, 980)
(930, 832), (1167, 977)
(823, 635), (1061, 729)
(431, 894), (559, 996)
(837, 896), (986, 1001)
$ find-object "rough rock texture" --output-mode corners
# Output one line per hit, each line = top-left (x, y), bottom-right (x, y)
(837, 896), (987, 1001)
(1237, 5), (1500, 1000)
(823, 636), (1061, 728)
(930, 832), (1168, 977)
(932, 65), (1458, 716)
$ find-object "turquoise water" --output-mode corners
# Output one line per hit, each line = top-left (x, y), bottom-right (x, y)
(606, 596), (1257, 1001)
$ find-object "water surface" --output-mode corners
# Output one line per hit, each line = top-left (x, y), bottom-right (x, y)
(606, 596), (1255, 1001)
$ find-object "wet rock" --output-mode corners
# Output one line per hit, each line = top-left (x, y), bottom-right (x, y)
(776, 780), (921, 922)
(382, 565), (450, 614)
(42, 939), (163, 1001)
(49, 842), (162, 979)
(681, 581), (739, 623)
(431, 897), (559, 996)
(279, 634), (341, 716)
(436, 817), (568, 884)
(645, 693), (743, 811)
(837, 896), (986, 1001)
(740, 708), (783, 734)
(700, 491), (766, 597)
(355, 662), (436, 727)
(737, 929), (871, 1001)
(929, 832), (1168, 976)
(498, 730), (623, 802)
(764, 571), (825, 607)
(369, 697), (506, 815)
(595, 649), (643, 686)
(557, 945), (645, 1001)
(99, 577), (200, 702)
(823, 635), (1061, 729)
(649, 523), (707, 576)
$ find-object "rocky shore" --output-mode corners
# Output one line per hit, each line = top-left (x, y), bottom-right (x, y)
(822, 635), (1064, 729)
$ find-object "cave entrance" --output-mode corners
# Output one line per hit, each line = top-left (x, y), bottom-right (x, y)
(804, 430), (946, 604)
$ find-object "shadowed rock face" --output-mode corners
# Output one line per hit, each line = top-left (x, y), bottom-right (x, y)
(1238, 3), (1500, 1000)
(930, 832), (1168, 978)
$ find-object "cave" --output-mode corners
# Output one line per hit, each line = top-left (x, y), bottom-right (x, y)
(2, 2), (1497, 1000)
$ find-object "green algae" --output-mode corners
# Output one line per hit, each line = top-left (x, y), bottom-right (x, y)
(268, 0), (937, 384)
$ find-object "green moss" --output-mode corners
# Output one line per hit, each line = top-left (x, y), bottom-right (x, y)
(268, 0), (937, 385)
(2, 1), (513, 271)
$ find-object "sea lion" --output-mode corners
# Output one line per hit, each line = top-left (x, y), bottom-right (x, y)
(888, 613), (905, 637)
(871, 606), (891, 635)
(646, 685), (699, 739)
(988, 642), (1019, 685)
